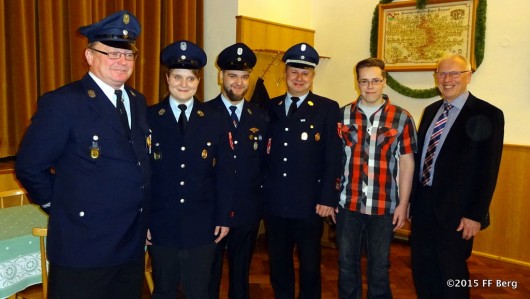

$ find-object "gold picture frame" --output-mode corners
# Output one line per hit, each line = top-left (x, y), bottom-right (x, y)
(377, 0), (478, 71)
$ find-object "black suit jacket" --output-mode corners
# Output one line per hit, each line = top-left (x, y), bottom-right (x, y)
(263, 92), (342, 219)
(16, 74), (151, 267)
(147, 98), (233, 248)
(206, 96), (269, 227)
(410, 93), (504, 230)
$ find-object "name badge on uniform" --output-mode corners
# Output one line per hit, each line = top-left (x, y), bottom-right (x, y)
(90, 135), (100, 159)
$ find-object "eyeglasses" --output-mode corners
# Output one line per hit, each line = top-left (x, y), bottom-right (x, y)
(91, 48), (137, 61)
(435, 71), (471, 78)
(358, 78), (384, 87)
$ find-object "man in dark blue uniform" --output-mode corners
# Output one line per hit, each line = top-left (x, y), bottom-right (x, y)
(207, 43), (269, 299)
(15, 10), (151, 299)
(147, 40), (233, 299)
(263, 43), (342, 299)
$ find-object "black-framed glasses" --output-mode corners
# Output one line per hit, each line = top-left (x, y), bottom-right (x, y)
(358, 78), (384, 87)
(90, 48), (138, 61)
(434, 71), (471, 78)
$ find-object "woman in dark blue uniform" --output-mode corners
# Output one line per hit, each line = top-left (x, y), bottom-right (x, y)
(146, 40), (233, 299)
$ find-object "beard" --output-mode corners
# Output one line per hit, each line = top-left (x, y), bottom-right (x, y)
(223, 84), (247, 102)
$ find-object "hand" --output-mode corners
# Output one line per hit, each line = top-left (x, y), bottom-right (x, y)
(146, 229), (152, 246)
(330, 207), (339, 224)
(457, 217), (481, 240)
(315, 204), (334, 217)
(214, 226), (229, 243)
(392, 204), (408, 232)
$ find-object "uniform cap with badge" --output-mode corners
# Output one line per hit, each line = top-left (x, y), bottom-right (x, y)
(79, 10), (141, 51)
(282, 43), (320, 69)
(216, 43), (257, 71)
(161, 40), (207, 70)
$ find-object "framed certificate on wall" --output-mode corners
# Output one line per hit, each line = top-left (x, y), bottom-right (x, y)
(378, 0), (478, 71)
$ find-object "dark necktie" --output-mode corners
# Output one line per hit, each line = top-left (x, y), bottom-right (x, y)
(115, 90), (129, 133)
(229, 106), (239, 129)
(178, 104), (187, 133)
(287, 97), (300, 118)
(421, 103), (453, 186)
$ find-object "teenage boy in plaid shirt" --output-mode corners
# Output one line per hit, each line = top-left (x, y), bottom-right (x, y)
(335, 58), (417, 299)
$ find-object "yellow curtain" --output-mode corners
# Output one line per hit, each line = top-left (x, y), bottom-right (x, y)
(0, 0), (203, 158)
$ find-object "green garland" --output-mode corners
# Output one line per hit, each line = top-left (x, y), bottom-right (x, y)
(370, 0), (487, 99)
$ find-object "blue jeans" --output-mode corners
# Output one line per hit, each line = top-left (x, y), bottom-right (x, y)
(336, 208), (395, 299)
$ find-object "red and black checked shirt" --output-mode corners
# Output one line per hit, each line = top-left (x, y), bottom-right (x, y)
(339, 96), (417, 215)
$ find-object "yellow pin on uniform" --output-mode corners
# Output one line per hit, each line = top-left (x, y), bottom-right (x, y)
(90, 135), (100, 159)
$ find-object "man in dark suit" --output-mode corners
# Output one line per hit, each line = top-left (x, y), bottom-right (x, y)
(410, 53), (504, 299)
(15, 11), (151, 299)
(147, 40), (233, 299)
(207, 43), (268, 299)
(263, 43), (342, 299)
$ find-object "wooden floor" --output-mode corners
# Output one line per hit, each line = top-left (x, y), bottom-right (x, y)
(142, 236), (530, 298)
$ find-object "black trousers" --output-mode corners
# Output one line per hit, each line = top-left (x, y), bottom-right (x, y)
(411, 185), (473, 299)
(149, 243), (215, 299)
(264, 214), (323, 299)
(48, 255), (144, 299)
(209, 222), (259, 299)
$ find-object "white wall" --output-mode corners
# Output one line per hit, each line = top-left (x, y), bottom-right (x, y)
(205, 0), (530, 145)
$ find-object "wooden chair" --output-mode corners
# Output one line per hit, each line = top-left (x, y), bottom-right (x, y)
(0, 188), (26, 208)
(15, 228), (48, 299)
(144, 250), (154, 294)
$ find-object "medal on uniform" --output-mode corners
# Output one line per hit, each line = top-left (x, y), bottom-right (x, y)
(202, 149), (208, 159)
(315, 133), (321, 141)
(146, 131), (152, 154)
(301, 132), (308, 140)
(90, 135), (100, 159)
(228, 132), (234, 150)
(253, 142), (258, 150)
(153, 143), (162, 160)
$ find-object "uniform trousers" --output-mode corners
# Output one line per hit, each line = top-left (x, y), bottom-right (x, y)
(209, 222), (259, 299)
(411, 185), (473, 299)
(48, 255), (144, 299)
(149, 242), (216, 299)
(265, 214), (323, 299)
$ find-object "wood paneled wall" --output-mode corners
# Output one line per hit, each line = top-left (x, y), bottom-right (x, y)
(235, 16), (315, 99)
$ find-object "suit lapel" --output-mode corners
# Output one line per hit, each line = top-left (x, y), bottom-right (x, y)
(81, 75), (126, 136)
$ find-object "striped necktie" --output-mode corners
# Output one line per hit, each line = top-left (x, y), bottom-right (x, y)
(421, 103), (453, 186)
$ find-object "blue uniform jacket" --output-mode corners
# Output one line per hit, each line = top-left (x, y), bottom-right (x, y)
(206, 96), (269, 227)
(263, 92), (342, 219)
(15, 74), (151, 268)
(147, 98), (234, 248)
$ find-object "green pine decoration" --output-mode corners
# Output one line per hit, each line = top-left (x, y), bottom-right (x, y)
(370, 0), (487, 99)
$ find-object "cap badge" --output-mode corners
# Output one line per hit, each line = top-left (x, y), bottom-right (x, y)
(301, 55), (306, 60)
(87, 90), (96, 98)
(301, 44), (307, 51)
(237, 57), (242, 62)
(158, 108), (166, 115)
(123, 14), (130, 24)
(123, 29), (128, 38)
(237, 47), (243, 55)
(180, 42), (187, 51)
(181, 55), (186, 60)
